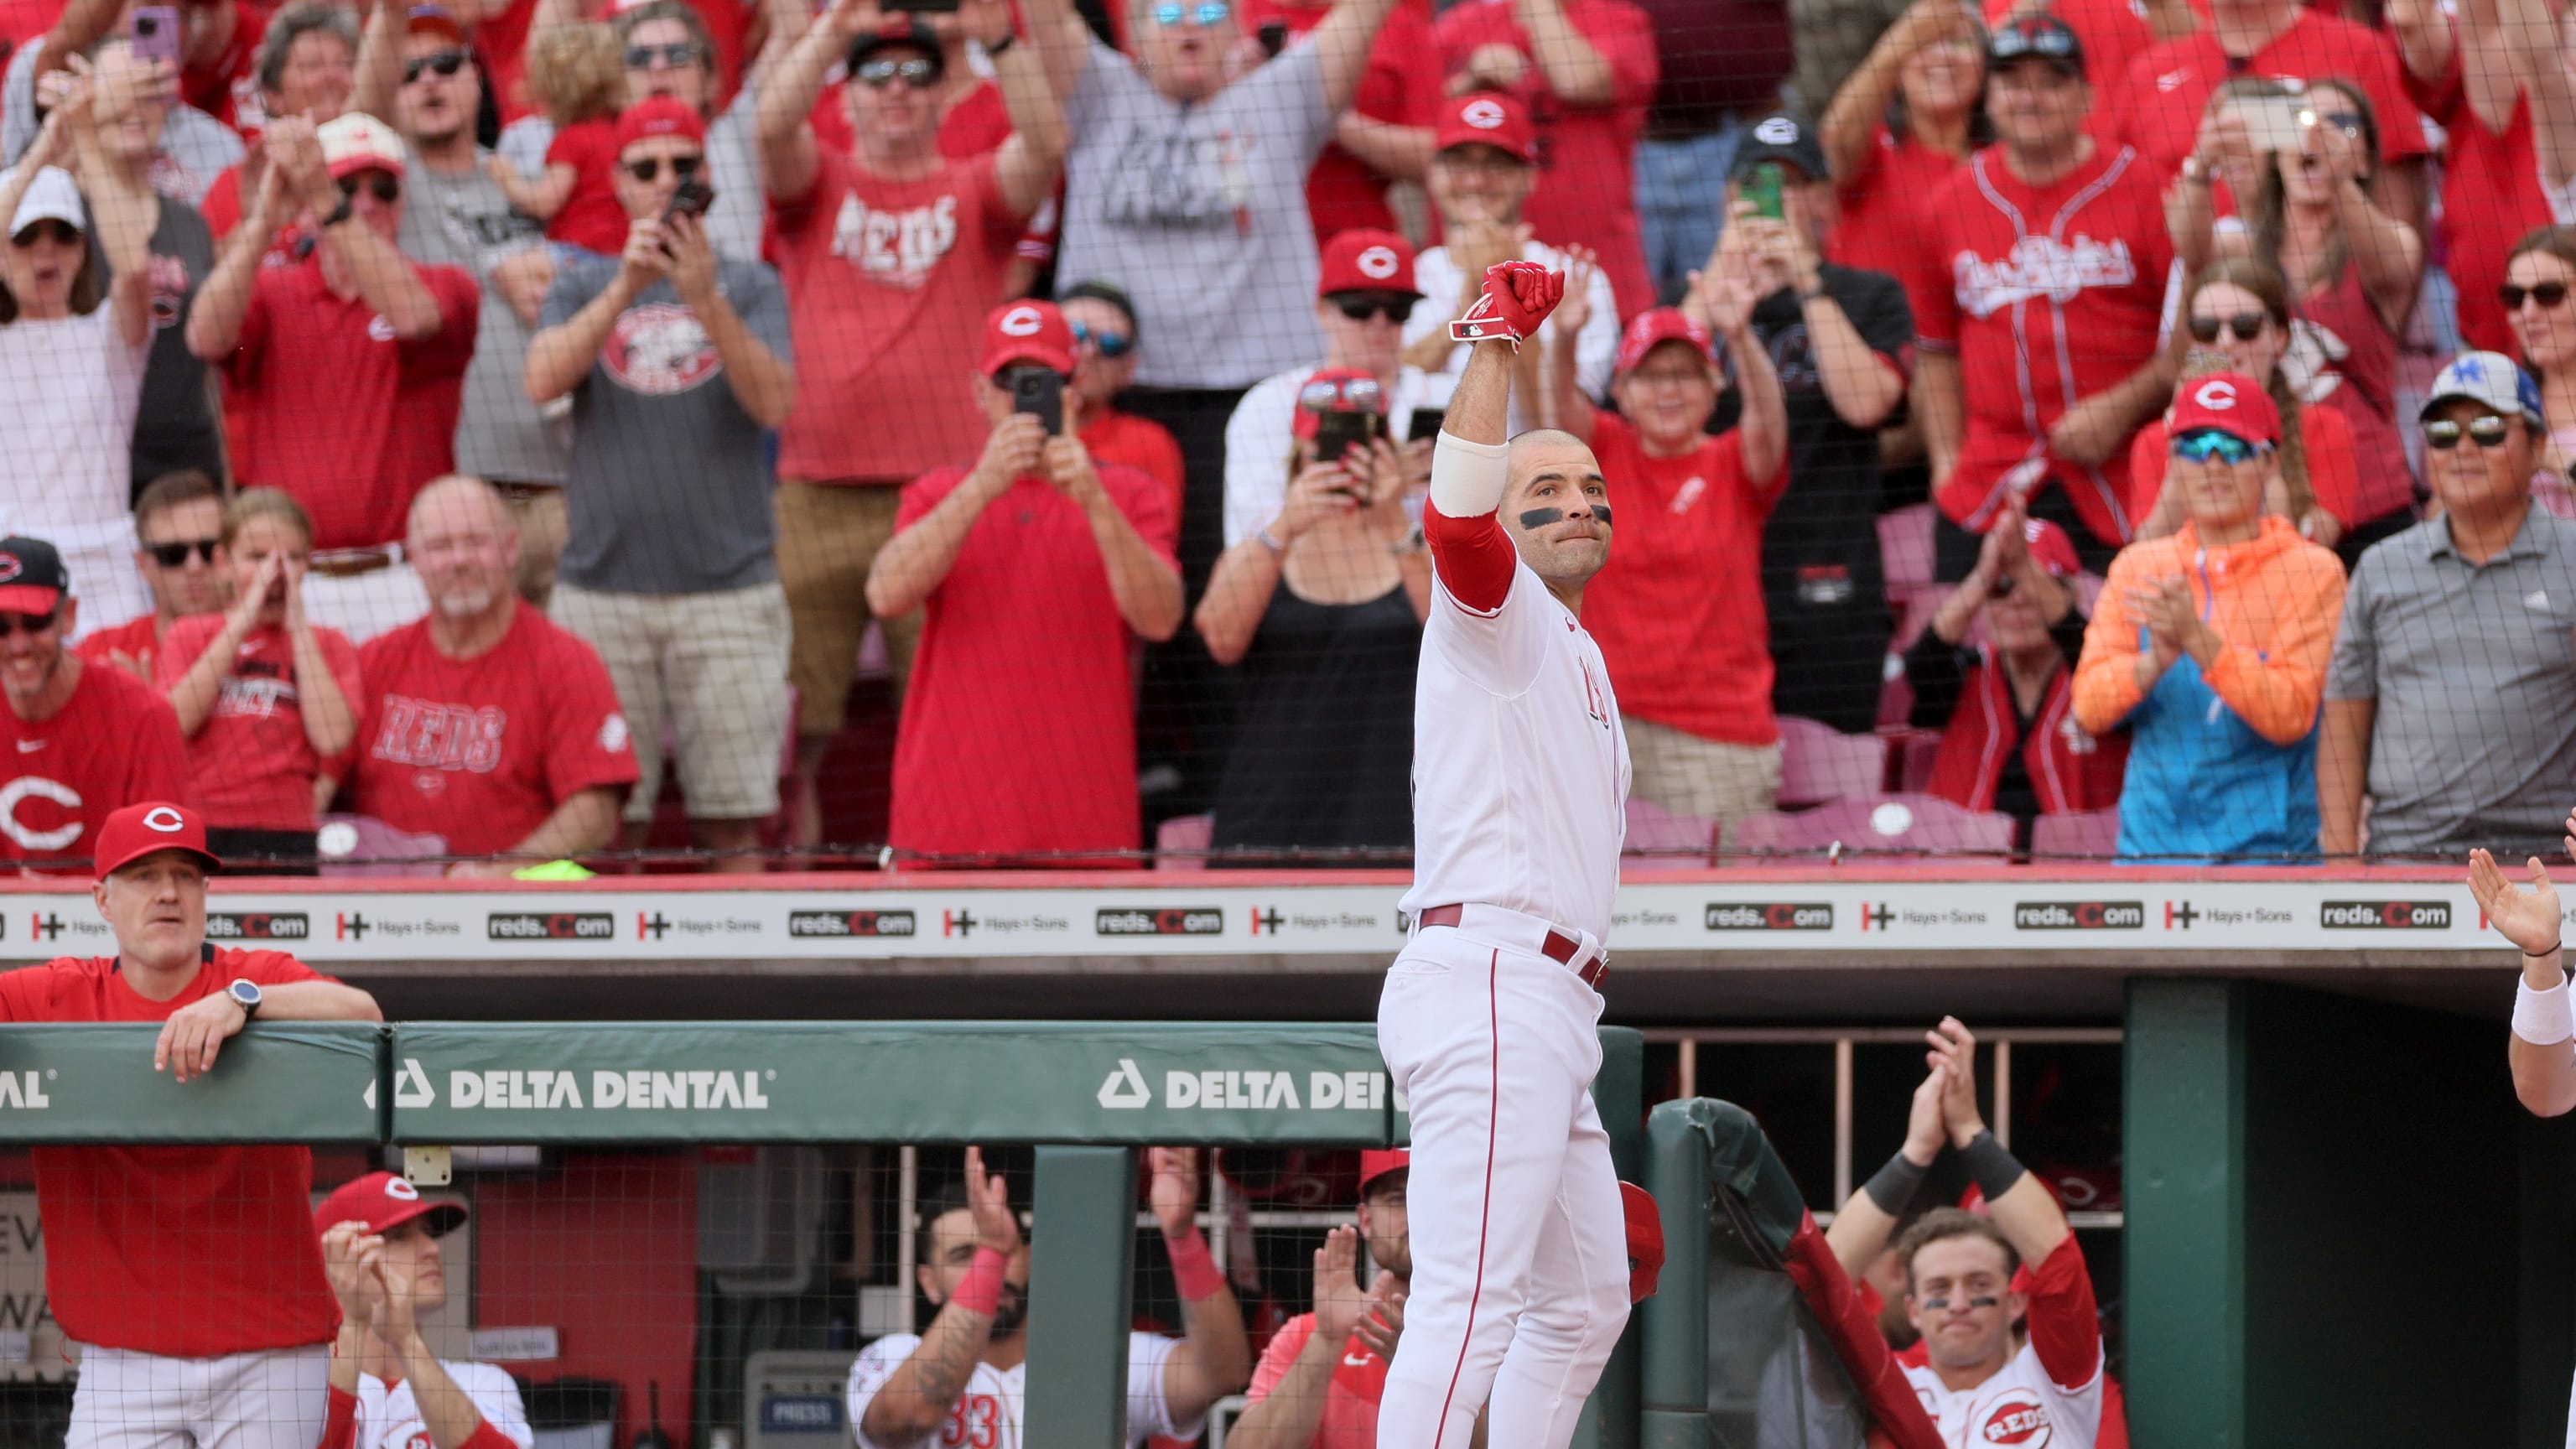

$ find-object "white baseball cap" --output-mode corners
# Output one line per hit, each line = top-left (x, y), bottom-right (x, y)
(3, 166), (85, 238)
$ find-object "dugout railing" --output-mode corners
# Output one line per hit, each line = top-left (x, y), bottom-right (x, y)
(0, 1021), (1646, 1449)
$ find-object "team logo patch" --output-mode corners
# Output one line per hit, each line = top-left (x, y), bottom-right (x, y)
(603, 304), (720, 395)
(1356, 246), (1400, 280)
(1976, 1388), (2052, 1446)
(0, 554), (23, 583)
(142, 806), (186, 833)
(1460, 97), (1506, 128)
(1754, 115), (1800, 145)
(998, 304), (1045, 335)
(599, 714), (630, 753)
(384, 1177), (422, 1201)
(2192, 378), (2238, 409)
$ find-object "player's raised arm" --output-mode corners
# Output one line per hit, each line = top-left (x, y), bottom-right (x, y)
(1426, 262), (1565, 612)
(2473, 841), (2576, 1116)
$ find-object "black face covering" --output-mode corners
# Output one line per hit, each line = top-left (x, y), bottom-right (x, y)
(989, 1283), (1030, 1336)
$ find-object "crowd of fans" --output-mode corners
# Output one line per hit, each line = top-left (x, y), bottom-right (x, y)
(3, 0), (2575, 870)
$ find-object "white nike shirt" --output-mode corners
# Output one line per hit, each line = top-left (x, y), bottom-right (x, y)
(350, 1363), (534, 1449)
(844, 1332), (1198, 1449)
(1399, 554), (1629, 943)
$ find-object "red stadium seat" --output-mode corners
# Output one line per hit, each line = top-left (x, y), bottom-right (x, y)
(1877, 504), (1936, 593)
(1776, 717), (1892, 808)
(1155, 813), (1214, 871)
(1725, 793), (2015, 859)
(2030, 808), (2122, 860)
(1623, 797), (1719, 864)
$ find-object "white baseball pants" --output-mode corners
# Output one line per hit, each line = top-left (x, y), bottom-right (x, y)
(68, 1344), (330, 1449)
(1375, 905), (1631, 1449)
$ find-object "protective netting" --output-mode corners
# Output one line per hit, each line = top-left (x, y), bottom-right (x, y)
(0, 0), (2563, 873)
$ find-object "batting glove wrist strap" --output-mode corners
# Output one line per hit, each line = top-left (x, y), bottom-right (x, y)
(1449, 292), (1527, 351)
(2516, 973), (2574, 1046)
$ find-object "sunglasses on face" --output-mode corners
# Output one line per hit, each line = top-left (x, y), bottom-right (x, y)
(402, 49), (468, 83)
(1334, 297), (1415, 325)
(1300, 375), (1384, 412)
(854, 56), (938, 88)
(2503, 281), (2572, 311)
(1989, 23), (2078, 62)
(1151, 1), (1230, 25)
(0, 611), (59, 638)
(624, 153), (703, 183)
(2423, 414), (2515, 450)
(2171, 428), (2261, 465)
(338, 173), (401, 203)
(2188, 311), (2267, 343)
(144, 538), (220, 568)
(625, 42), (701, 69)
(10, 219), (78, 247)
(1069, 319), (1133, 358)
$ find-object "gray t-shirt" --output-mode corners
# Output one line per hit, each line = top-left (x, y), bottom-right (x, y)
(127, 197), (221, 488)
(1055, 37), (1332, 390)
(2325, 506), (2576, 857)
(3, 39), (242, 205)
(543, 249), (790, 595)
(397, 148), (569, 486)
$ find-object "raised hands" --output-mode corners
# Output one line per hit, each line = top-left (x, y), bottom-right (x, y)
(2471, 847), (2568, 959)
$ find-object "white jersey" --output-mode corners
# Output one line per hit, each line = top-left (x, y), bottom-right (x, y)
(1400, 553), (1629, 943)
(1903, 1339), (2104, 1449)
(350, 1363), (535, 1449)
(844, 1331), (1198, 1449)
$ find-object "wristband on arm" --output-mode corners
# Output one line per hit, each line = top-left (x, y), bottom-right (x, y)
(1428, 432), (1508, 517)
(1961, 1130), (2028, 1205)
(951, 1246), (1010, 1317)
(1165, 1226), (1228, 1301)
(1862, 1150), (1930, 1216)
(2516, 973), (2575, 1046)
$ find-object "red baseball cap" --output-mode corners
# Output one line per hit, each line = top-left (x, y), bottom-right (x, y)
(1622, 1182), (1665, 1303)
(2168, 371), (2279, 447)
(406, 4), (468, 44)
(91, 802), (220, 880)
(2023, 517), (2082, 579)
(1435, 91), (1534, 163)
(1317, 228), (1421, 299)
(0, 536), (69, 617)
(615, 96), (707, 153)
(1615, 308), (1713, 376)
(1358, 1149), (1409, 1193)
(315, 1171), (469, 1238)
(981, 299), (1076, 377)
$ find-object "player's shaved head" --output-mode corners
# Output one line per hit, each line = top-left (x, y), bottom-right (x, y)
(1506, 429), (1595, 491)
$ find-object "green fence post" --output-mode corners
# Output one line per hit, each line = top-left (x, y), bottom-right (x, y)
(1571, 1027), (1646, 1449)
(1026, 1145), (1136, 1449)
(1638, 1100), (1708, 1449)
(2126, 979), (2246, 1448)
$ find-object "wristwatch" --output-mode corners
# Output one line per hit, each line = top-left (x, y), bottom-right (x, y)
(227, 979), (263, 1022)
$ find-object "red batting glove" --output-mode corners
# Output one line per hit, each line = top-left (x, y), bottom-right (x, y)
(1449, 260), (1566, 350)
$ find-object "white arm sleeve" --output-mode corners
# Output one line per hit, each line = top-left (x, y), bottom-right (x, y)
(1429, 430), (1508, 517)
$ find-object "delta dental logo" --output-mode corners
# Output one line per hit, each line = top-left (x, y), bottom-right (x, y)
(486, 912), (616, 942)
(787, 909), (918, 937)
(1094, 1057), (1389, 1111)
(392, 1056), (772, 1111)
(2013, 901), (2145, 930)
(205, 911), (310, 941)
(2320, 900), (2452, 929)
(1095, 907), (1225, 937)
(1705, 902), (1833, 931)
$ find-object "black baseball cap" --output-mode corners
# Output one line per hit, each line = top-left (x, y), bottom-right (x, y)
(846, 16), (943, 75)
(1729, 112), (1830, 184)
(1988, 13), (2084, 76)
(0, 537), (69, 617)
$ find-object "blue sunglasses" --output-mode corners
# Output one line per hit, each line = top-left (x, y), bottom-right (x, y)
(2170, 428), (2260, 465)
(1069, 319), (1133, 358)
(1152, 1), (1230, 24)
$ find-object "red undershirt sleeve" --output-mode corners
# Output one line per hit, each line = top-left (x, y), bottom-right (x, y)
(2025, 1235), (2106, 1394)
(1424, 499), (1516, 615)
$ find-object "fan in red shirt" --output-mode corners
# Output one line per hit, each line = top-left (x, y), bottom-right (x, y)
(1059, 280), (1187, 519)
(1546, 267), (1789, 831)
(75, 470), (234, 686)
(0, 537), (195, 875)
(867, 301), (1182, 866)
(1433, 0), (1658, 321)
(1819, 0), (1982, 282)
(0, 801), (380, 1449)
(343, 477), (638, 873)
(1909, 15), (2175, 581)
(1230, 1150), (1411, 1449)
(187, 112), (479, 564)
(1240, 0), (1443, 243)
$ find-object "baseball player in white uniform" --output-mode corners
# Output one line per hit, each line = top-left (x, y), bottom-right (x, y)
(315, 1172), (534, 1449)
(1376, 259), (1633, 1449)
(844, 1146), (1249, 1449)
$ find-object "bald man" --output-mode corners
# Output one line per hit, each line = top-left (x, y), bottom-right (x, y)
(1378, 262), (1632, 1449)
(335, 476), (638, 875)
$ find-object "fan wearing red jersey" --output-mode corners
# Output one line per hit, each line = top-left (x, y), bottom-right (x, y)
(0, 802), (381, 1449)
(314, 1175), (533, 1449)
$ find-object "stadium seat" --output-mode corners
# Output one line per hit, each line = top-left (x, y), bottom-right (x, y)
(1776, 717), (1891, 808)
(1155, 813), (1213, 870)
(1623, 797), (1719, 864)
(1894, 730), (1942, 793)
(1725, 793), (2014, 858)
(2030, 808), (2122, 860)
(1877, 504), (1935, 592)
(316, 815), (449, 878)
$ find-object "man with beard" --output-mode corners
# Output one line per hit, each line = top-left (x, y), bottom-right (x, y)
(338, 476), (636, 875)
(1228, 1150), (1412, 1449)
(846, 1146), (1249, 1448)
